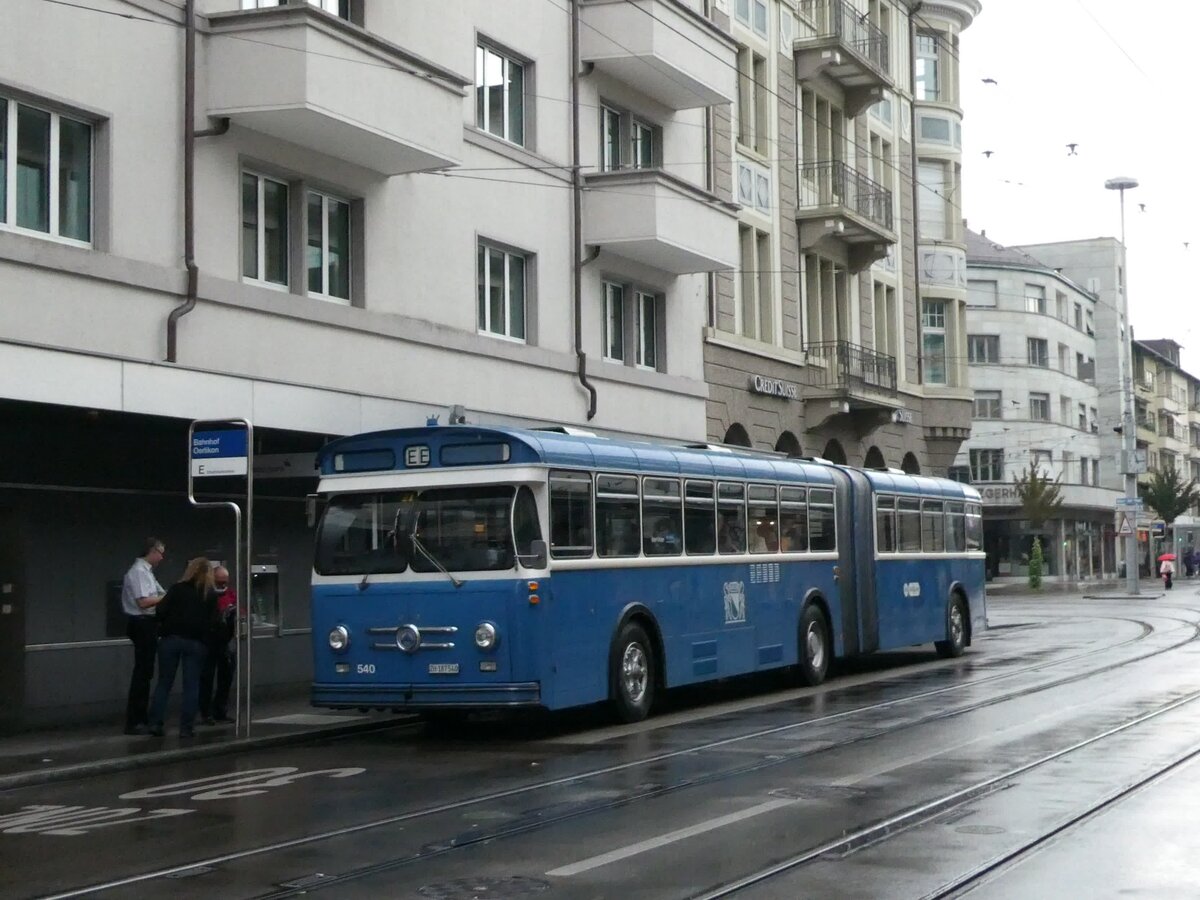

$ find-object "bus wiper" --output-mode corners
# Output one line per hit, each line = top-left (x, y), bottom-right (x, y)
(410, 532), (465, 589)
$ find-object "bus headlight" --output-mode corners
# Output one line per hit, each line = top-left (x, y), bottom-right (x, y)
(328, 625), (350, 652)
(474, 622), (498, 650)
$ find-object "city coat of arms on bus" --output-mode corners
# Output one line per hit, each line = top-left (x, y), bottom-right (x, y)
(723, 581), (747, 625)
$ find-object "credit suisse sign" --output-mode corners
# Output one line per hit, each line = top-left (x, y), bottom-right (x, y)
(749, 374), (798, 400)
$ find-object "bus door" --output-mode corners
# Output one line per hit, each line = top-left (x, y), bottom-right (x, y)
(827, 468), (872, 655)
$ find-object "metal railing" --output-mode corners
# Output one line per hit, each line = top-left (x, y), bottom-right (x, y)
(798, 160), (893, 232)
(798, 0), (889, 76)
(804, 340), (897, 395)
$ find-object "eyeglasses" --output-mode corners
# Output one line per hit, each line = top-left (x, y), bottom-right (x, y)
(215, 582), (229, 589)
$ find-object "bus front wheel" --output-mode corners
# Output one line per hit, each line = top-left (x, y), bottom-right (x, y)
(610, 622), (656, 723)
(935, 595), (967, 659)
(798, 605), (830, 686)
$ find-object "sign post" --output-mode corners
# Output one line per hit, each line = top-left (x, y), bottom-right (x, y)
(188, 419), (253, 739)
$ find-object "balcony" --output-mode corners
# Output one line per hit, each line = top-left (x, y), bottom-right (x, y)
(797, 161), (895, 271)
(803, 341), (898, 429)
(583, 169), (738, 274)
(795, 0), (891, 115)
(579, 0), (737, 109)
(1137, 416), (1157, 434)
(205, 6), (467, 175)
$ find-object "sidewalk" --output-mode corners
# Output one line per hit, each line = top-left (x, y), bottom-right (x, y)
(0, 694), (409, 791)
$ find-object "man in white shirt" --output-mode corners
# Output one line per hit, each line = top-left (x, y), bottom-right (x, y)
(122, 538), (165, 735)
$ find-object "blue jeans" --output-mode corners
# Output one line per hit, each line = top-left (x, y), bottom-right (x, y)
(149, 635), (206, 734)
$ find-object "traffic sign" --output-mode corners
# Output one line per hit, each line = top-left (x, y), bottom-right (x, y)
(1116, 513), (1134, 536)
(1115, 498), (1144, 509)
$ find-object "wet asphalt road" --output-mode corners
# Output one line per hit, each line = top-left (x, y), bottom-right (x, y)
(6, 593), (1200, 899)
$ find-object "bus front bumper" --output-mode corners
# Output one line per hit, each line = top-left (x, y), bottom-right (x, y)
(312, 681), (542, 709)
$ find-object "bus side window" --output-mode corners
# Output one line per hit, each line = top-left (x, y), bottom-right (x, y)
(875, 495), (896, 553)
(779, 487), (807, 552)
(684, 480), (716, 555)
(717, 482), (746, 554)
(643, 478), (682, 556)
(897, 497), (922, 551)
(922, 500), (945, 553)
(808, 488), (836, 552)
(549, 471), (594, 558)
(748, 484), (778, 553)
(965, 503), (983, 551)
(513, 485), (542, 558)
(597, 474), (640, 557)
(945, 501), (966, 553)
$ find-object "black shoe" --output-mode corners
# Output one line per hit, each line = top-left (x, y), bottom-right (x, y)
(149, 725), (164, 737)
(180, 729), (195, 739)
(124, 724), (149, 736)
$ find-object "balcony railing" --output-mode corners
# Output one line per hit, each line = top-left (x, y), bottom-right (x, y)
(1137, 417), (1157, 433)
(798, 0), (889, 78)
(804, 340), (897, 396)
(798, 160), (893, 232)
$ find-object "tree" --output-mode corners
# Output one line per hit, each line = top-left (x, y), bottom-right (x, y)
(1028, 537), (1044, 590)
(1014, 463), (1064, 530)
(1139, 467), (1200, 526)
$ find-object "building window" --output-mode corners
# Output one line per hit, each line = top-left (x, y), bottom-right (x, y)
(974, 391), (1001, 419)
(477, 241), (527, 341)
(600, 105), (658, 171)
(603, 282), (624, 362)
(948, 465), (971, 484)
(1027, 337), (1049, 368)
(476, 43), (525, 146)
(922, 300), (947, 385)
(917, 160), (948, 240)
(1074, 302), (1083, 330)
(968, 334), (999, 364)
(967, 280), (998, 308)
(735, 0), (768, 38)
(739, 224), (773, 343)
(242, 0), (352, 17)
(1, 97), (92, 243)
(631, 120), (655, 169)
(1092, 459), (1100, 485)
(915, 32), (940, 100)
(1029, 393), (1050, 422)
(636, 291), (658, 370)
(1024, 284), (1046, 314)
(1031, 449), (1051, 475)
(306, 190), (351, 302)
(601, 106), (621, 172)
(737, 48), (769, 156)
(241, 172), (289, 287)
(1077, 402), (1088, 431)
(970, 449), (1003, 483)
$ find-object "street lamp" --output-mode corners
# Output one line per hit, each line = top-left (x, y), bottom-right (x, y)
(1105, 176), (1139, 595)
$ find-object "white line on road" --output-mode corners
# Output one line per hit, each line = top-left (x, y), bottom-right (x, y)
(545, 798), (796, 877)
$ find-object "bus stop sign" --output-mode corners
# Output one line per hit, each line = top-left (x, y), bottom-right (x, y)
(191, 429), (249, 477)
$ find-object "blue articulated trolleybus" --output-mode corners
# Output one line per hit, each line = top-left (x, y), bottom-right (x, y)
(310, 425), (986, 722)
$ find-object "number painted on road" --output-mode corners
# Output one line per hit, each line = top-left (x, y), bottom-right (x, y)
(0, 804), (192, 837)
(119, 766), (366, 802)
(357, 663), (376, 674)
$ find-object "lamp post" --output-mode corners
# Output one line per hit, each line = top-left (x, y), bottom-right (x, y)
(1105, 176), (1139, 595)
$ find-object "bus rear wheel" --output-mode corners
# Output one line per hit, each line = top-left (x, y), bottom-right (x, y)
(610, 622), (656, 723)
(935, 595), (967, 659)
(798, 605), (830, 686)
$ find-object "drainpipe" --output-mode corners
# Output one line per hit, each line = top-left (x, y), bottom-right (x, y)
(571, 0), (598, 420)
(167, 0), (230, 364)
(908, 2), (924, 386)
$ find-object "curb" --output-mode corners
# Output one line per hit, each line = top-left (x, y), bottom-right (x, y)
(0, 716), (415, 792)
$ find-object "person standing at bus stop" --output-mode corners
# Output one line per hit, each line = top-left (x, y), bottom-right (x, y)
(121, 538), (165, 735)
(149, 557), (218, 738)
(199, 565), (237, 725)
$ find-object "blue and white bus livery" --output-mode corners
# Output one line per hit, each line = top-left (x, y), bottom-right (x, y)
(309, 425), (985, 722)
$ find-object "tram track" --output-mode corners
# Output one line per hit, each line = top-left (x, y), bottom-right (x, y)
(41, 610), (1200, 899)
(688, 685), (1200, 900)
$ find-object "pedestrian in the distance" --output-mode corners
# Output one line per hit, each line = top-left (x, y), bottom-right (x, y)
(199, 565), (237, 725)
(1184, 548), (1196, 578)
(149, 557), (218, 738)
(1160, 556), (1175, 591)
(121, 538), (166, 735)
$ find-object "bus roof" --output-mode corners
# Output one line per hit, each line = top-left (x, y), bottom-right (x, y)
(317, 425), (980, 500)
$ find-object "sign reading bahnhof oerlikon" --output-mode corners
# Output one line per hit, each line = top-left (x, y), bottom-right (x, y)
(191, 429), (249, 477)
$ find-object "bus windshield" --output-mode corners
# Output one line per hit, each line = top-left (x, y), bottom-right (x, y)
(315, 486), (522, 575)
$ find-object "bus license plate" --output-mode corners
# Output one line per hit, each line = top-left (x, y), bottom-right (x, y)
(428, 663), (459, 675)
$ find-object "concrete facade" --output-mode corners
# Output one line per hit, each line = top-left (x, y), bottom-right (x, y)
(703, 0), (979, 475)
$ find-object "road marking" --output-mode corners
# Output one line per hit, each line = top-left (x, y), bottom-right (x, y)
(545, 798), (796, 877)
(254, 713), (367, 726)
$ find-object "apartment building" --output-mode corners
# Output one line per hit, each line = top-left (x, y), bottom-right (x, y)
(0, 0), (737, 726)
(954, 230), (1122, 584)
(703, 0), (978, 474)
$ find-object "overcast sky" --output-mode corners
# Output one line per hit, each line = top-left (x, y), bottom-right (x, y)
(959, 0), (1199, 376)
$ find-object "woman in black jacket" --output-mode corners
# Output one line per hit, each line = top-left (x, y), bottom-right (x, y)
(148, 557), (218, 738)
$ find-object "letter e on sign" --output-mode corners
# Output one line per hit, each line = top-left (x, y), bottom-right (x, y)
(405, 445), (430, 468)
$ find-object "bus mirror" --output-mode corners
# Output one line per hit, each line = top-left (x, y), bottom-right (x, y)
(520, 539), (548, 570)
(306, 494), (323, 528)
